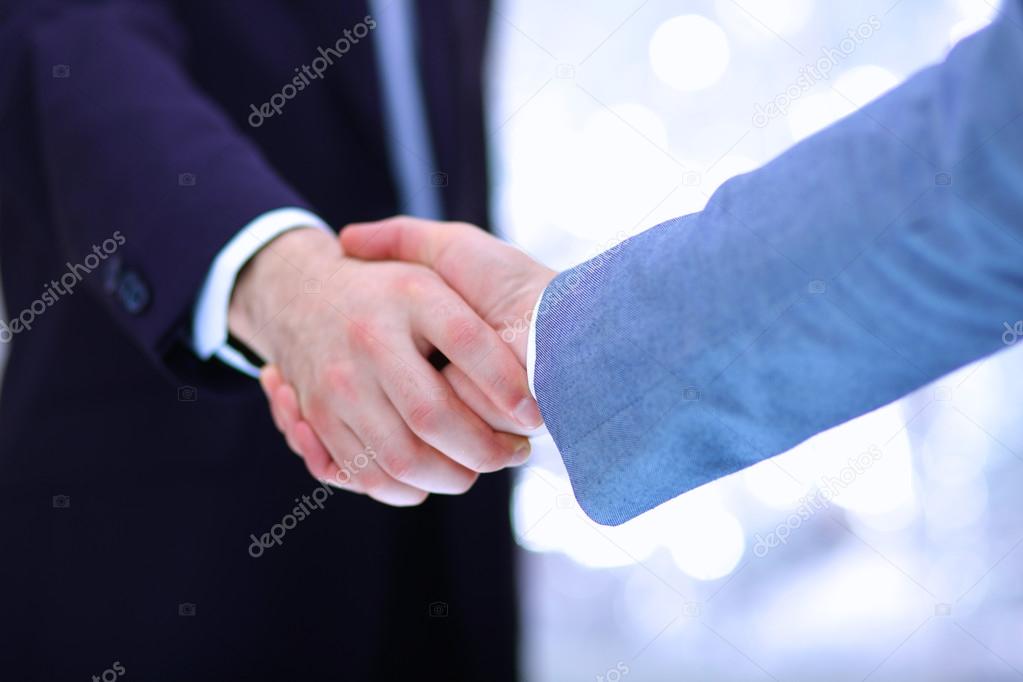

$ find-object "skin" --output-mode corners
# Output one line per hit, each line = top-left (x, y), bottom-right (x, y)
(231, 225), (543, 506)
(261, 218), (557, 491)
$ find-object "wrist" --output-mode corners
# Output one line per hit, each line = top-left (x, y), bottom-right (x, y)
(513, 268), (555, 365)
(228, 227), (339, 361)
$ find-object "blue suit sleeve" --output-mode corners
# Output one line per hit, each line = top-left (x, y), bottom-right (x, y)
(534, 6), (1023, 525)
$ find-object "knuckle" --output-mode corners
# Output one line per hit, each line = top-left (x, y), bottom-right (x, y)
(355, 465), (388, 492)
(486, 360), (516, 396)
(394, 269), (435, 300)
(388, 361), (420, 398)
(323, 363), (357, 401)
(304, 393), (330, 427)
(378, 444), (416, 483)
(352, 419), (386, 454)
(444, 316), (486, 353)
(348, 320), (382, 353)
(406, 399), (441, 434)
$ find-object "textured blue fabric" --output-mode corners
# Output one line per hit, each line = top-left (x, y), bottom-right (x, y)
(535, 5), (1023, 526)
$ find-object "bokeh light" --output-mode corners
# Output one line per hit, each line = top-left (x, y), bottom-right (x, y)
(714, 0), (815, 42)
(649, 15), (731, 92)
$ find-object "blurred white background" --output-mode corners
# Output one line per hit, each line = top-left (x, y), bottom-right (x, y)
(487, 0), (1023, 680)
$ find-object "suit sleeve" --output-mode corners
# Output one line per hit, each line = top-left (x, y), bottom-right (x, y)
(6, 0), (316, 386)
(534, 6), (1023, 525)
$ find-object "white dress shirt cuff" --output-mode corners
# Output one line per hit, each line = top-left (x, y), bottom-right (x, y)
(192, 207), (333, 377)
(526, 287), (545, 400)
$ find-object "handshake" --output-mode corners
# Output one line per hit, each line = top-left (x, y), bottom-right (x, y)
(230, 216), (556, 506)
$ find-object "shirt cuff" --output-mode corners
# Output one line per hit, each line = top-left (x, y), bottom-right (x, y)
(526, 287), (545, 400)
(192, 207), (333, 377)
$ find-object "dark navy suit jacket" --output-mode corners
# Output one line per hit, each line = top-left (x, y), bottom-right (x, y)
(0, 2), (517, 680)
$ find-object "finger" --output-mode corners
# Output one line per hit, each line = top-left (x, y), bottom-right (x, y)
(270, 383), (306, 456)
(273, 382), (301, 433)
(261, 377), (302, 456)
(260, 365), (288, 433)
(328, 376), (478, 494)
(442, 363), (535, 442)
(260, 364), (283, 399)
(268, 372), (331, 465)
(376, 345), (531, 473)
(293, 418), (345, 483)
(443, 366), (532, 466)
(418, 289), (541, 429)
(298, 405), (428, 506)
(302, 361), (431, 507)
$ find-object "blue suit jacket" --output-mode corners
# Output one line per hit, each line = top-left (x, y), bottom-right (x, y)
(535, 4), (1023, 526)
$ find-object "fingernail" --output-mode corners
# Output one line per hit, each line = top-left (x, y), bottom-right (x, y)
(513, 439), (532, 464)
(513, 397), (543, 429)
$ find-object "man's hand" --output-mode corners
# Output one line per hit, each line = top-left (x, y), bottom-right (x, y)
(231, 227), (539, 506)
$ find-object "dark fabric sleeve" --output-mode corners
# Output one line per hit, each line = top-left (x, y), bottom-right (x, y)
(12, 0), (316, 382)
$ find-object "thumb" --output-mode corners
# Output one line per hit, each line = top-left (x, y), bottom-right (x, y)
(340, 216), (454, 266)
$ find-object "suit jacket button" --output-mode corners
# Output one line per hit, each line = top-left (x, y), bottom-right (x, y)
(117, 270), (150, 315)
(102, 255), (123, 294)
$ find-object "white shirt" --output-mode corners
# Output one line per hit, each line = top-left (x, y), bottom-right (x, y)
(525, 290), (542, 399)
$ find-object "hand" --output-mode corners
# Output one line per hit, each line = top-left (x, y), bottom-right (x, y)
(260, 218), (556, 485)
(231, 227), (539, 506)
